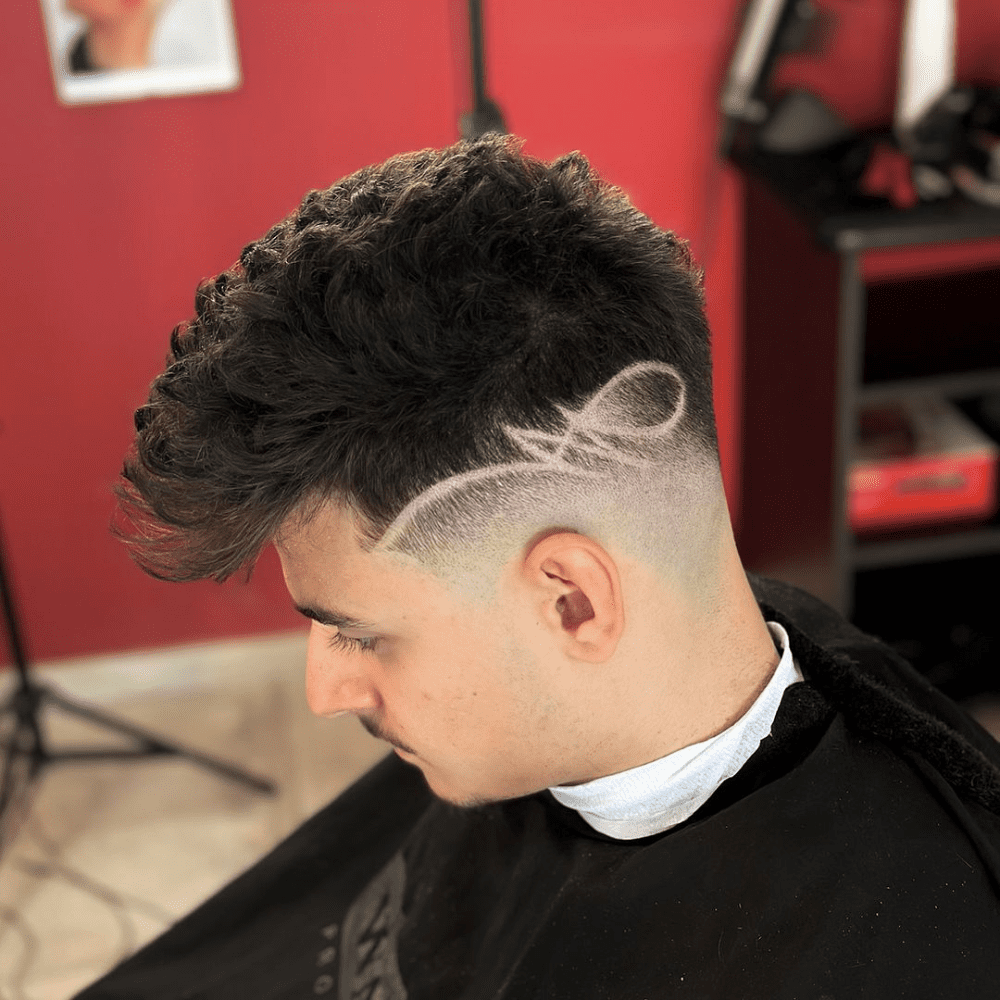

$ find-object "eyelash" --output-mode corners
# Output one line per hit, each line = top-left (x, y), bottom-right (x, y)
(327, 631), (379, 655)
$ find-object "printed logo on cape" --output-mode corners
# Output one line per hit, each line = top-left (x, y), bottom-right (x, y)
(321, 852), (407, 999)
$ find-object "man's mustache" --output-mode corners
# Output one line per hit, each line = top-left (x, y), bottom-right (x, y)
(359, 715), (416, 755)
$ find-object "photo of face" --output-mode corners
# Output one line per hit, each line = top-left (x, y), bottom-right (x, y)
(63, 0), (172, 73)
(66, 0), (167, 73)
(39, 0), (240, 104)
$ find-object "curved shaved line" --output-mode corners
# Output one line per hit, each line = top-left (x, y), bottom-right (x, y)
(378, 362), (687, 554)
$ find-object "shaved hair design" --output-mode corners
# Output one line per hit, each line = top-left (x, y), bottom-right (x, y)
(381, 362), (725, 597)
(116, 136), (721, 584)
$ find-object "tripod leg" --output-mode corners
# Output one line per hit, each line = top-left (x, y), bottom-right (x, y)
(2, 517), (277, 801)
(41, 686), (276, 796)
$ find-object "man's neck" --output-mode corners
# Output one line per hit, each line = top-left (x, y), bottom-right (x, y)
(86, 13), (159, 70)
(550, 619), (800, 838)
(560, 538), (780, 785)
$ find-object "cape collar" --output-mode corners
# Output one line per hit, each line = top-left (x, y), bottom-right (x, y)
(548, 622), (802, 840)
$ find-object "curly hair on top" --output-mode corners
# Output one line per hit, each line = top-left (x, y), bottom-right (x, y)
(117, 134), (717, 582)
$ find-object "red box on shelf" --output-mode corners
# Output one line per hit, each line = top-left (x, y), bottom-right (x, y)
(848, 397), (999, 535)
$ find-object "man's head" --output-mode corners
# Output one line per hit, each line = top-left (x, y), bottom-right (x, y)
(121, 134), (717, 582)
(119, 136), (766, 805)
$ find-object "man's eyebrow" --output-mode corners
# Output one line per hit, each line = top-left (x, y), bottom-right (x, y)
(294, 605), (374, 630)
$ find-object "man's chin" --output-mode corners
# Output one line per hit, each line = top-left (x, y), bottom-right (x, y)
(416, 766), (526, 810)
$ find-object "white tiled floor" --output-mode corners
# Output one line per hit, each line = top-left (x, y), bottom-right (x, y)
(1, 636), (998, 1000)
(0, 633), (387, 1000)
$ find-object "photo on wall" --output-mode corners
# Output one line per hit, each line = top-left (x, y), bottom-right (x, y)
(39, 0), (241, 105)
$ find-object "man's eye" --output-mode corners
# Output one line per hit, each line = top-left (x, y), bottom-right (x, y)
(327, 630), (379, 654)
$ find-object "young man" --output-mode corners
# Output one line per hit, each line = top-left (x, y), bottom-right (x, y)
(78, 136), (1000, 999)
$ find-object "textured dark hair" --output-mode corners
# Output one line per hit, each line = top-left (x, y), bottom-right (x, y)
(118, 135), (717, 581)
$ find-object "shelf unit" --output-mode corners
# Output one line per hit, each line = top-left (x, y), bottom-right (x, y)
(736, 156), (1000, 623)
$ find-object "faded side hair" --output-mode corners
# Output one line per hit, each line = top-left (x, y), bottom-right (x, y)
(378, 362), (726, 596)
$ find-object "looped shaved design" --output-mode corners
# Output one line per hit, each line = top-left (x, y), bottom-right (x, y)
(379, 363), (691, 566)
(506, 362), (685, 470)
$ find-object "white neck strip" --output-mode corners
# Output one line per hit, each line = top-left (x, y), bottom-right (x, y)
(548, 622), (802, 840)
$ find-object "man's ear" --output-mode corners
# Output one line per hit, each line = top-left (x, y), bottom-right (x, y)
(522, 531), (624, 662)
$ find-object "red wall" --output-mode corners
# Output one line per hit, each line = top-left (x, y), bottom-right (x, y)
(1, 0), (743, 665)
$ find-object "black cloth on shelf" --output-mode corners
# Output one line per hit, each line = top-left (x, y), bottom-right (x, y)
(73, 576), (1000, 999)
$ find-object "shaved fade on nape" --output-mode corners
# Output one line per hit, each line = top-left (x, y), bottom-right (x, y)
(377, 363), (727, 598)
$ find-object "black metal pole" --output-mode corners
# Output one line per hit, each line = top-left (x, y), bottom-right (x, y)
(469, 0), (487, 111)
(460, 0), (506, 139)
(0, 514), (31, 686)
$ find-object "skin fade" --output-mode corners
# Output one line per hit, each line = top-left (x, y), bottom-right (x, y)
(378, 362), (727, 605)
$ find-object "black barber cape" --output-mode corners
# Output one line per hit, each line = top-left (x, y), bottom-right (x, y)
(75, 577), (1000, 999)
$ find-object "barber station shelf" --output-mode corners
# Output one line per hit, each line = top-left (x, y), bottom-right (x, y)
(851, 519), (1000, 571)
(734, 147), (1000, 254)
(859, 369), (1000, 406)
(737, 153), (1000, 628)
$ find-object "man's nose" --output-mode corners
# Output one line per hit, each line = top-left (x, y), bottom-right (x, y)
(304, 623), (379, 718)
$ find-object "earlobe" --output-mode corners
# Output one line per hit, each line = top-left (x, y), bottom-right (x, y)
(526, 532), (624, 662)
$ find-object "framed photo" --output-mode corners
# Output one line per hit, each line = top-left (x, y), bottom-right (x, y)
(39, 0), (241, 106)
